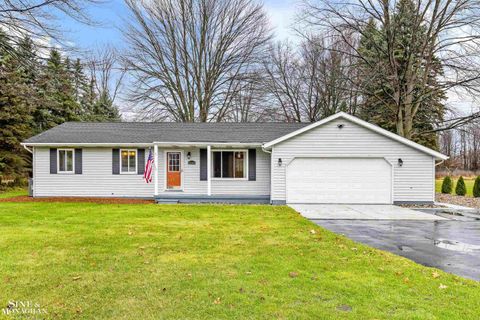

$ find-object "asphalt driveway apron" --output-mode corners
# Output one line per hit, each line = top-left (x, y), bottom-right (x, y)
(313, 219), (480, 281)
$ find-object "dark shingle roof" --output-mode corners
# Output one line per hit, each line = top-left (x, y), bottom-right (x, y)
(24, 122), (309, 144)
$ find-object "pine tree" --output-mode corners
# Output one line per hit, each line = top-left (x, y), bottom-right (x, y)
(356, 0), (445, 150)
(455, 176), (467, 196)
(35, 49), (81, 132)
(72, 59), (86, 103)
(0, 38), (123, 179)
(91, 91), (120, 121)
(0, 33), (34, 178)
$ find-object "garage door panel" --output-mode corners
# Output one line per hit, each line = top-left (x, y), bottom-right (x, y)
(286, 158), (392, 204)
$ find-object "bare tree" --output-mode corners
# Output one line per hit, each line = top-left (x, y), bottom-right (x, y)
(263, 35), (358, 122)
(0, 0), (102, 54)
(86, 46), (126, 106)
(122, 0), (271, 122)
(300, 0), (480, 138)
(224, 72), (279, 122)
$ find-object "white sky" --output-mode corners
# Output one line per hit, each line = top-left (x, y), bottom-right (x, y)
(264, 0), (299, 41)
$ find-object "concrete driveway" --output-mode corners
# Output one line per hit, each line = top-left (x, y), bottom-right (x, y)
(289, 204), (445, 220)
(314, 219), (480, 281)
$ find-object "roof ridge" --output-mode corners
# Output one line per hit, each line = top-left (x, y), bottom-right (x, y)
(61, 121), (307, 124)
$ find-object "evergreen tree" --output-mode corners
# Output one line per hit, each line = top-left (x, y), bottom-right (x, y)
(73, 58), (87, 103)
(473, 176), (480, 198)
(90, 91), (120, 121)
(0, 33), (34, 178)
(356, 0), (445, 150)
(455, 176), (467, 196)
(441, 176), (453, 194)
(35, 49), (81, 132)
(0, 37), (122, 179)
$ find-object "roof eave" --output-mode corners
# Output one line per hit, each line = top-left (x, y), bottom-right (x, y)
(262, 112), (449, 161)
(21, 142), (264, 147)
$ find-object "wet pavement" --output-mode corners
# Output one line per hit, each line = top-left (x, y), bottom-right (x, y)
(312, 219), (480, 281)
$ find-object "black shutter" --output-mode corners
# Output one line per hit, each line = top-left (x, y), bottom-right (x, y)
(137, 149), (145, 175)
(200, 149), (207, 181)
(112, 149), (120, 174)
(50, 148), (57, 174)
(74, 149), (82, 174)
(248, 149), (256, 181)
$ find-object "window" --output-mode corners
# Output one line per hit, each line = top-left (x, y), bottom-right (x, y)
(121, 149), (137, 173)
(58, 149), (74, 173)
(212, 150), (246, 179)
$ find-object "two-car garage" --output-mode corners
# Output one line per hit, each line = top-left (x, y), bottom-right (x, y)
(286, 158), (392, 204)
(264, 112), (448, 205)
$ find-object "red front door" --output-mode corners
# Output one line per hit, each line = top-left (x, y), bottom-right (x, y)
(166, 152), (181, 189)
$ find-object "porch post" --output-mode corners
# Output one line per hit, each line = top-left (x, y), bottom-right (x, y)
(154, 144), (158, 196)
(207, 145), (211, 196)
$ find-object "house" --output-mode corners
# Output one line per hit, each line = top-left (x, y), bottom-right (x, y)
(21, 112), (448, 204)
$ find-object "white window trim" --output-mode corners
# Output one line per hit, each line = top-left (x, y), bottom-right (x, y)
(57, 148), (75, 174)
(211, 149), (248, 180)
(120, 149), (137, 174)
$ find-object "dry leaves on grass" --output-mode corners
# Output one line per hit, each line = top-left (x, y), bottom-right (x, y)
(0, 196), (153, 204)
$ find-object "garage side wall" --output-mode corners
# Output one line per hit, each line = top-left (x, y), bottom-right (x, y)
(271, 118), (435, 204)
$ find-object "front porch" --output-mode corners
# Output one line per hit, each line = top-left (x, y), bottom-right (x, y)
(151, 143), (271, 203)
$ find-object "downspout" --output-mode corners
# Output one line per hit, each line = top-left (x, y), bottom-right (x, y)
(22, 144), (34, 197)
(22, 144), (33, 154)
(262, 144), (273, 205)
(261, 144), (271, 154)
(435, 160), (445, 167)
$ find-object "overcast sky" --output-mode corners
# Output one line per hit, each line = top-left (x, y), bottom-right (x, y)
(60, 0), (475, 117)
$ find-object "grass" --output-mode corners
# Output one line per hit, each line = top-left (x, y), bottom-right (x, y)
(0, 200), (478, 319)
(435, 178), (475, 196)
(0, 188), (27, 199)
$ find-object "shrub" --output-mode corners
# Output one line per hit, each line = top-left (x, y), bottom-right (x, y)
(13, 177), (27, 187)
(455, 176), (467, 196)
(441, 176), (453, 194)
(473, 176), (480, 198)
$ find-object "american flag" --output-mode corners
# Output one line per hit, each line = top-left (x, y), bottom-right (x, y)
(144, 149), (154, 183)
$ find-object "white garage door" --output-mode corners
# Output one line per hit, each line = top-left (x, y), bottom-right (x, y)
(286, 158), (392, 204)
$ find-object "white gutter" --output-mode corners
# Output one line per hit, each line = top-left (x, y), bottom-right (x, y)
(21, 142), (155, 147)
(153, 142), (262, 147)
(21, 142), (262, 147)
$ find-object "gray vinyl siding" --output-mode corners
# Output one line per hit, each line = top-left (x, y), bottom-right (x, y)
(33, 147), (153, 197)
(157, 148), (270, 195)
(271, 118), (435, 203)
(33, 147), (270, 197)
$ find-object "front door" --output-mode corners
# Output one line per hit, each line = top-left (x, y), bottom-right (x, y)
(166, 152), (182, 189)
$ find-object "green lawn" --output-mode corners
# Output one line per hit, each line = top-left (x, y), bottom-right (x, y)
(0, 188), (27, 199)
(0, 201), (478, 319)
(435, 178), (475, 196)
